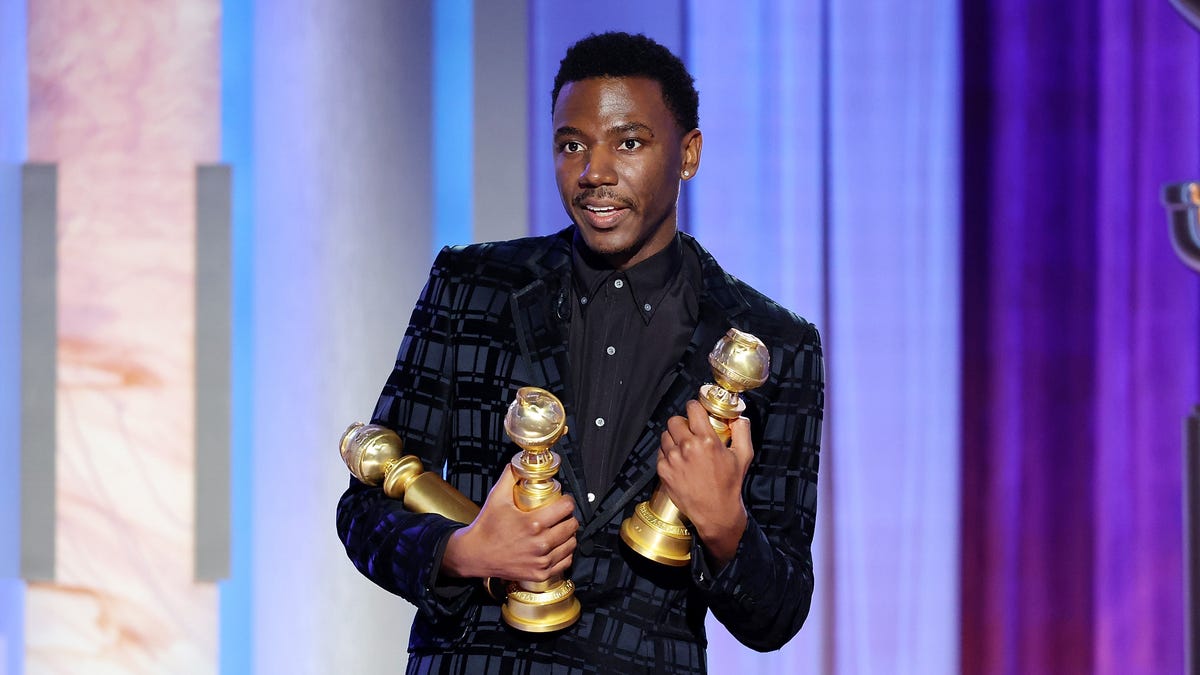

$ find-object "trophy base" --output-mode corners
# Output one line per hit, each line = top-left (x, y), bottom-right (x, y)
(502, 580), (581, 633)
(620, 501), (692, 567)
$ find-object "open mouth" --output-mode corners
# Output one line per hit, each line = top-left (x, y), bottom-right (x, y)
(580, 204), (628, 228)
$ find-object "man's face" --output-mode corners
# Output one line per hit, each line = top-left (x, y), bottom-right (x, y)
(552, 76), (701, 270)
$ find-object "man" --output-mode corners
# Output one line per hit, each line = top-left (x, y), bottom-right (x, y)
(337, 32), (823, 674)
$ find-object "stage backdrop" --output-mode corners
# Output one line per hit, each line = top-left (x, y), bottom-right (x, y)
(960, 1), (1200, 673)
(1, 1), (1197, 674)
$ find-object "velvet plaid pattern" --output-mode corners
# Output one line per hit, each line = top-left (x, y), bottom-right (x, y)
(336, 227), (823, 674)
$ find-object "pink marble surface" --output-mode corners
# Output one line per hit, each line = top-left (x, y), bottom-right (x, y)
(26, 1), (221, 672)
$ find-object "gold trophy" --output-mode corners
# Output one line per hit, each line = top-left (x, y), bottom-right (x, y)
(339, 422), (480, 525)
(500, 386), (582, 632)
(619, 328), (770, 566)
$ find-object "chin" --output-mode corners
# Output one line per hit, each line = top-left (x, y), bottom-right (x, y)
(575, 229), (633, 258)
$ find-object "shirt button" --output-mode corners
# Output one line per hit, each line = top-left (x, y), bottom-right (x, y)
(606, 346), (616, 356)
(595, 417), (605, 427)
(587, 492), (596, 503)
(613, 279), (624, 289)
(580, 296), (588, 305)
(643, 303), (652, 312)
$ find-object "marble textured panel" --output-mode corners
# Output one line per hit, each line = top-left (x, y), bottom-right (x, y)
(26, 1), (221, 672)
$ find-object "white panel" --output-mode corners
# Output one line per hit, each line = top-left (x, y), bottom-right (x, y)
(252, 2), (433, 673)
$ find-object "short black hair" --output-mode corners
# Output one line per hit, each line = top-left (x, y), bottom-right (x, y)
(551, 32), (699, 132)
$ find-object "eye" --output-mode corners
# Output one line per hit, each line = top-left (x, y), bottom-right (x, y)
(620, 139), (643, 151)
(561, 140), (584, 153)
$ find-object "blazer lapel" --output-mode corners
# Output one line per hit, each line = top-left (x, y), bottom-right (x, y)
(508, 235), (591, 518)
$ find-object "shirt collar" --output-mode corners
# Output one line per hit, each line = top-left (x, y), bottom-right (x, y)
(571, 231), (684, 323)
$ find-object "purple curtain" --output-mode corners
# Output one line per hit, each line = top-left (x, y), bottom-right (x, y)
(961, 2), (1200, 673)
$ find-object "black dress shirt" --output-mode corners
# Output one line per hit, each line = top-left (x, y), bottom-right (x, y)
(568, 232), (702, 496)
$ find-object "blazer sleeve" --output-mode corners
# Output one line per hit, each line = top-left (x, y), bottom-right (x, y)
(690, 320), (824, 651)
(335, 247), (479, 622)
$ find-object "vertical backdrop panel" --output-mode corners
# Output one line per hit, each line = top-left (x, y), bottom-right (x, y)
(24, 0), (222, 671)
(828, 0), (961, 673)
(250, 2), (435, 673)
(219, 1), (255, 671)
(0, 0), (27, 670)
(961, 5), (1103, 670)
(686, 1), (828, 671)
(1093, 2), (1199, 673)
(473, 0), (528, 245)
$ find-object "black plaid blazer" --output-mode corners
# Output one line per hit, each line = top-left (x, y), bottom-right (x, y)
(337, 227), (823, 674)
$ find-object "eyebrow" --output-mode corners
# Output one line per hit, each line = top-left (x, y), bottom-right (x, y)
(553, 122), (657, 139)
(611, 122), (655, 138)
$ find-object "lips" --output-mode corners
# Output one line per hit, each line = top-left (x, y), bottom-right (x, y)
(574, 192), (634, 229)
(579, 203), (629, 229)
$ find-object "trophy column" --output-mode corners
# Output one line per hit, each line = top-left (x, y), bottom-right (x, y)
(620, 328), (771, 566)
(339, 422), (480, 525)
(501, 387), (582, 632)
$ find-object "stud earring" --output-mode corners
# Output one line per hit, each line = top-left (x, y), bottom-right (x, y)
(682, 170), (690, 178)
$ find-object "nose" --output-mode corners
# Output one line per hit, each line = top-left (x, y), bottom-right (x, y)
(579, 148), (617, 187)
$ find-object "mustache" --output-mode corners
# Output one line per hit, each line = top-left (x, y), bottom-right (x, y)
(572, 189), (635, 209)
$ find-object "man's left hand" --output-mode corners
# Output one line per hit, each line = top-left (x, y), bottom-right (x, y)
(656, 399), (753, 568)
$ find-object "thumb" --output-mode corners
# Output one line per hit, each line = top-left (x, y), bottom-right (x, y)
(729, 417), (754, 468)
(485, 463), (517, 505)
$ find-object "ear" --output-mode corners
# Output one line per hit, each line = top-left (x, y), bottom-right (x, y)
(679, 129), (703, 180)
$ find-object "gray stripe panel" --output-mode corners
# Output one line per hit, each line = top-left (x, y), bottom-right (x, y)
(195, 164), (231, 581)
(473, 0), (528, 243)
(20, 163), (56, 581)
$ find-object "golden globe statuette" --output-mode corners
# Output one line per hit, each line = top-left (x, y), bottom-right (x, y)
(619, 328), (771, 566)
(500, 386), (582, 633)
(339, 422), (480, 525)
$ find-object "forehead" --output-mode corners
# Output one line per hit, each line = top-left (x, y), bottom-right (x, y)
(552, 77), (676, 133)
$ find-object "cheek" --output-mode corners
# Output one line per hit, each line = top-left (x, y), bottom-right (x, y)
(554, 162), (576, 191)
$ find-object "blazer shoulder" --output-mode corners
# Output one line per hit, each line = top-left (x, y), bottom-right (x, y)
(687, 232), (818, 348)
(731, 276), (820, 349)
(432, 231), (570, 284)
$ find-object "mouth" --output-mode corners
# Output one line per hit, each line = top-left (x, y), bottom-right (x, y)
(575, 196), (633, 230)
(578, 204), (629, 229)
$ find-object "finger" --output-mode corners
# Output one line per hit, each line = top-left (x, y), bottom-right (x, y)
(685, 400), (717, 438)
(494, 463), (516, 491)
(542, 493), (577, 522)
(545, 531), (577, 566)
(730, 416), (754, 468)
(483, 464), (517, 507)
(659, 429), (678, 462)
(543, 514), (579, 546)
(549, 553), (574, 578)
(544, 539), (576, 578)
(665, 414), (690, 444)
(527, 496), (576, 535)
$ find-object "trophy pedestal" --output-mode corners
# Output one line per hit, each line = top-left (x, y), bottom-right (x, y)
(619, 490), (691, 566)
(501, 580), (582, 633)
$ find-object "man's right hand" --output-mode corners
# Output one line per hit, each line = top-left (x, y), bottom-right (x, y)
(441, 465), (578, 584)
